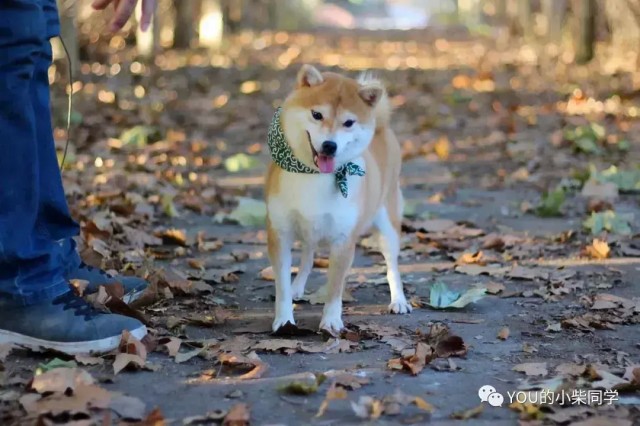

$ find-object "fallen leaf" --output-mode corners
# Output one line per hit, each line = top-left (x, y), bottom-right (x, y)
(74, 354), (105, 366)
(258, 265), (298, 281)
(497, 327), (510, 340)
(583, 239), (610, 259)
(31, 368), (94, 394)
(333, 374), (370, 390)
(427, 282), (486, 309)
(350, 396), (384, 420)
(223, 403), (250, 426)
(217, 352), (268, 380)
(486, 282), (505, 294)
(315, 383), (348, 417)
(584, 210), (632, 235)
(456, 251), (484, 265)
(113, 354), (146, 375)
(513, 362), (548, 376)
(450, 404), (483, 420)
(581, 180), (619, 200)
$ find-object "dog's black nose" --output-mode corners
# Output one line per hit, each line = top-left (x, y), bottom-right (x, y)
(321, 141), (337, 156)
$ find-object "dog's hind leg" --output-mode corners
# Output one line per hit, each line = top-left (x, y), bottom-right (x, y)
(374, 185), (412, 314)
(292, 244), (314, 300)
(268, 222), (295, 331)
(319, 241), (355, 335)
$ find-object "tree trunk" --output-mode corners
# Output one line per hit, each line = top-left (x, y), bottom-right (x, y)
(174, 1), (195, 48)
(495, 0), (507, 23)
(56, 0), (80, 78)
(542, 0), (566, 44)
(575, 0), (596, 63)
(517, 0), (533, 38)
(199, 0), (224, 49)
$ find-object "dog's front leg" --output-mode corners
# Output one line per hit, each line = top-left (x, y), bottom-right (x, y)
(268, 225), (295, 331)
(319, 240), (356, 336)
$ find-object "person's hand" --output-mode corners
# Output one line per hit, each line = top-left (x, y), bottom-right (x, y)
(92, 0), (157, 33)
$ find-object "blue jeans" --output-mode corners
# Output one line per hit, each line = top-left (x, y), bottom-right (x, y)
(0, 0), (81, 305)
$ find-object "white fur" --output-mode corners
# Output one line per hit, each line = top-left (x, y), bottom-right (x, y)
(268, 69), (409, 334)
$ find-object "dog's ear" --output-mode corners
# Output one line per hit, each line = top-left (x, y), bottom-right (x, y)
(297, 64), (323, 88)
(358, 82), (384, 107)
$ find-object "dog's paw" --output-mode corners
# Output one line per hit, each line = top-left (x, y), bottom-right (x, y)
(319, 315), (344, 337)
(389, 299), (412, 314)
(272, 316), (296, 332)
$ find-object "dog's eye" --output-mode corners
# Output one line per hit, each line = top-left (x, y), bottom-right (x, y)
(311, 110), (323, 120)
(343, 119), (355, 128)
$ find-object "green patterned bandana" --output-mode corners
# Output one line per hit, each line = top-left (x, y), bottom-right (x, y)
(267, 107), (365, 198)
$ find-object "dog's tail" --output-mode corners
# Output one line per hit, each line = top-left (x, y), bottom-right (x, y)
(358, 72), (391, 127)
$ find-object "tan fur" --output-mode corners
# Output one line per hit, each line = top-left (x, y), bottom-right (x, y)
(265, 66), (410, 334)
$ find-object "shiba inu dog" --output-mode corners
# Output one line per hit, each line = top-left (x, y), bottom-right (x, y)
(265, 64), (411, 335)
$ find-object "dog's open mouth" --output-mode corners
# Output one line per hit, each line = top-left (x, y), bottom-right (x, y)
(307, 131), (335, 174)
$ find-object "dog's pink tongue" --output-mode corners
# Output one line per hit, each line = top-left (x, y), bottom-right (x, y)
(317, 155), (335, 173)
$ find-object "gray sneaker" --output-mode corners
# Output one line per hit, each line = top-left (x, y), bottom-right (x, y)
(0, 291), (147, 354)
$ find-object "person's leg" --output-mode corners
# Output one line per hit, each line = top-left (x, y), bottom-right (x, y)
(0, 0), (146, 354)
(0, 0), (69, 304)
(37, 0), (147, 301)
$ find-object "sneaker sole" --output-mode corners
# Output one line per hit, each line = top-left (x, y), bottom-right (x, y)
(0, 325), (147, 355)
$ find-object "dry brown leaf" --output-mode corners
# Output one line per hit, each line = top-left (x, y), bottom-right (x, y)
(583, 239), (610, 259)
(113, 353), (146, 375)
(333, 374), (370, 390)
(316, 383), (348, 417)
(387, 342), (433, 375)
(456, 251), (484, 265)
(497, 327), (510, 340)
(223, 403), (250, 426)
(159, 337), (182, 358)
(313, 257), (330, 268)
(350, 396), (384, 420)
(187, 258), (205, 270)
(485, 282), (505, 294)
(157, 228), (187, 246)
(513, 362), (548, 376)
(556, 363), (587, 376)
(217, 352), (268, 380)
(451, 404), (484, 420)
(31, 368), (95, 394)
(119, 330), (147, 361)
(0, 343), (15, 362)
(74, 354), (105, 366)
(251, 339), (300, 353)
(258, 266), (299, 281)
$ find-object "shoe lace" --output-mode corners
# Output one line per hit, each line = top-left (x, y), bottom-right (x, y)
(53, 291), (100, 319)
(79, 262), (113, 278)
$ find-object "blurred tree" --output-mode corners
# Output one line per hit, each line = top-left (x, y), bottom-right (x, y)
(274, 0), (320, 30)
(174, 1), (196, 48)
(575, 0), (595, 63)
(200, 0), (224, 49)
(56, 0), (80, 78)
(516, 0), (533, 38)
(542, 0), (566, 44)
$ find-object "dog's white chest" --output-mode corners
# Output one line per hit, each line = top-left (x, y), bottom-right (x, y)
(268, 169), (363, 245)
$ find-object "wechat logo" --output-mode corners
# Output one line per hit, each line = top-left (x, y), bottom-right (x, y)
(478, 385), (504, 407)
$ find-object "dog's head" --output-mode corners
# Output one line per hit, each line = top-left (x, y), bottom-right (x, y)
(281, 65), (385, 174)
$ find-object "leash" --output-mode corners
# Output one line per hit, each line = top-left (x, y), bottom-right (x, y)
(57, 35), (73, 171)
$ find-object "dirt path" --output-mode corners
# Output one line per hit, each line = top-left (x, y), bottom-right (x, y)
(2, 30), (640, 425)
